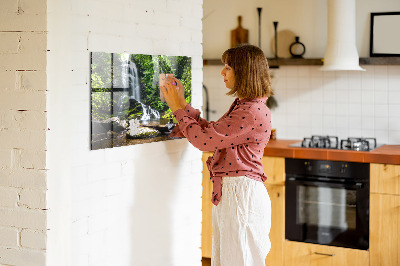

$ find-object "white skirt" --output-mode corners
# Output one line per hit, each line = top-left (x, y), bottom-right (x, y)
(212, 176), (271, 266)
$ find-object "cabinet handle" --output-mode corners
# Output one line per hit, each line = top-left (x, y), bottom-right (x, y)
(314, 252), (335, 257)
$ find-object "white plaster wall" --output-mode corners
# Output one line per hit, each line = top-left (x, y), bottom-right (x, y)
(203, 0), (400, 145)
(203, 0), (400, 58)
(46, 0), (203, 265)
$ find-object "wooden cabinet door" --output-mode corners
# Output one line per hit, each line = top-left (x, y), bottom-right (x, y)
(284, 241), (369, 266)
(370, 193), (400, 266)
(201, 152), (213, 258)
(264, 184), (284, 266)
(262, 156), (285, 186)
(370, 163), (400, 195)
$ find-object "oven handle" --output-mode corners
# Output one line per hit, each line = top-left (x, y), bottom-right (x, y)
(286, 177), (364, 189)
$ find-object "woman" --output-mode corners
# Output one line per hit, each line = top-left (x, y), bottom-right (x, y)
(162, 44), (273, 266)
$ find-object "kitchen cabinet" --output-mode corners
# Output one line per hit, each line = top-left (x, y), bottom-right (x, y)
(370, 163), (400, 195)
(201, 154), (286, 266)
(261, 156), (285, 266)
(201, 152), (213, 258)
(370, 163), (400, 266)
(284, 241), (369, 266)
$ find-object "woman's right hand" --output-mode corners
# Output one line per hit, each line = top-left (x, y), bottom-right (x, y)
(169, 76), (187, 109)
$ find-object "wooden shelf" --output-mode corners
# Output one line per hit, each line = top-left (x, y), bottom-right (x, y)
(359, 57), (400, 65)
(203, 57), (400, 67)
(203, 58), (323, 67)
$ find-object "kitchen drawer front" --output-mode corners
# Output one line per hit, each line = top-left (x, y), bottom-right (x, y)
(370, 163), (400, 195)
(284, 241), (369, 266)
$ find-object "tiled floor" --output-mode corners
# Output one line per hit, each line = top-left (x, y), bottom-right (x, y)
(202, 257), (211, 266)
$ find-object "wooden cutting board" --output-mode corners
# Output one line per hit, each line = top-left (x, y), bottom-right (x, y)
(231, 16), (249, 48)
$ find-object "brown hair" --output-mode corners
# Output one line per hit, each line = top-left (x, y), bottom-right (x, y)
(221, 44), (273, 99)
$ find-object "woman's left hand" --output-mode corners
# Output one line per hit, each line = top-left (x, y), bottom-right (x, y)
(161, 76), (185, 113)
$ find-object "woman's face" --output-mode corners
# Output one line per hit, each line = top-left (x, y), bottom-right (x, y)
(220, 64), (235, 89)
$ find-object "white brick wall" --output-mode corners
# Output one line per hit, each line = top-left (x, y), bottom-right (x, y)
(0, 0), (48, 265)
(46, 1), (203, 266)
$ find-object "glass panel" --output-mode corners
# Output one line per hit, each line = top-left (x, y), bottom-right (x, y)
(297, 186), (356, 230)
(90, 52), (192, 150)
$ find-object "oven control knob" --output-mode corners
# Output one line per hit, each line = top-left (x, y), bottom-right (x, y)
(340, 164), (347, 174)
(304, 161), (312, 171)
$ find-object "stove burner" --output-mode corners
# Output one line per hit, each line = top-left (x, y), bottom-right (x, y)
(340, 137), (377, 151)
(295, 136), (378, 151)
(301, 135), (339, 149)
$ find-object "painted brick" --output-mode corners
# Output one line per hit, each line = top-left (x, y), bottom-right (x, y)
(20, 149), (46, 170)
(0, 247), (45, 266)
(0, 0), (18, 13)
(87, 33), (125, 53)
(0, 208), (46, 230)
(16, 70), (47, 91)
(19, 189), (46, 209)
(0, 149), (11, 169)
(0, 169), (47, 189)
(0, 13), (46, 32)
(11, 148), (22, 169)
(0, 187), (19, 208)
(19, 32), (47, 54)
(0, 32), (20, 54)
(0, 71), (16, 91)
(87, 212), (109, 233)
(0, 52), (46, 71)
(0, 110), (47, 131)
(0, 227), (19, 247)
(0, 129), (46, 150)
(19, 0), (47, 15)
(0, 90), (46, 111)
(20, 229), (46, 249)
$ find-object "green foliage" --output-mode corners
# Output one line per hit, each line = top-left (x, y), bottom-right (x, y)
(91, 92), (112, 121)
(91, 52), (192, 122)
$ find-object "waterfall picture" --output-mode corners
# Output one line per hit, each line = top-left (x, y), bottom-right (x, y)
(90, 52), (192, 150)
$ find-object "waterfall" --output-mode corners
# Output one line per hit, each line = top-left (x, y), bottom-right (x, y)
(124, 60), (160, 121)
(140, 103), (160, 121)
(127, 61), (141, 102)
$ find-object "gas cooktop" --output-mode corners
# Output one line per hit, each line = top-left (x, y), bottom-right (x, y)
(289, 135), (382, 151)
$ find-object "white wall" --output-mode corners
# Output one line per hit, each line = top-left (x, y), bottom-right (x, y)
(0, 0), (48, 265)
(203, 0), (400, 144)
(203, 0), (400, 58)
(46, 0), (203, 266)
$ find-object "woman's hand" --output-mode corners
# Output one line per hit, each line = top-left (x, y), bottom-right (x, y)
(161, 77), (187, 113)
(173, 77), (188, 108)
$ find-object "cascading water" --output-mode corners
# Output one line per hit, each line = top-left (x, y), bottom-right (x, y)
(120, 59), (160, 121)
(127, 61), (142, 102)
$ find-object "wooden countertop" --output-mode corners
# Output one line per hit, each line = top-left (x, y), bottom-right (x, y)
(263, 139), (400, 165)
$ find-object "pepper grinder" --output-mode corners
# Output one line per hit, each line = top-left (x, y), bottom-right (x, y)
(257, 8), (262, 48)
(273, 21), (279, 58)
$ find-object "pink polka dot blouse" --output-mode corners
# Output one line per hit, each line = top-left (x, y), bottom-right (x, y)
(170, 97), (272, 206)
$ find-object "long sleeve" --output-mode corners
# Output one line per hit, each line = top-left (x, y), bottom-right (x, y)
(169, 104), (210, 138)
(172, 105), (257, 152)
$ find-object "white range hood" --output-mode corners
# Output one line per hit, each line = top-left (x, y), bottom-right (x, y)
(320, 0), (365, 71)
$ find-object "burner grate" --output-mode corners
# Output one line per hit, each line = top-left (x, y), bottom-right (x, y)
(340, 137), (377, 151)
(296, 136), (378, 151)
(301, 135), (339, 149)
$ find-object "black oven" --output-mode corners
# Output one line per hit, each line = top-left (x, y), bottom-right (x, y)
(285, 158), (369, 250)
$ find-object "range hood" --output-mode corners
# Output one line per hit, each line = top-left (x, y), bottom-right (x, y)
(320, 0), (365, 71)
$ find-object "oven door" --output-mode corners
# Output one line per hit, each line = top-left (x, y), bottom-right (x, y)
(285, 177), (369, 250)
